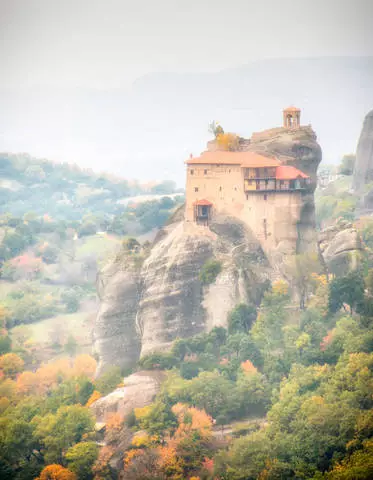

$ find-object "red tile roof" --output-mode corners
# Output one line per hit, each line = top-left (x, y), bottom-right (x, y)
(186, 151), (279, 167)
(283, 106), (301, 112)
(276, 165), (309, 180)
(193, 199), (213, 206)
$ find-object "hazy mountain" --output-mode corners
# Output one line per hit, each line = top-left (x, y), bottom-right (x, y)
(1, 57), (373, 184)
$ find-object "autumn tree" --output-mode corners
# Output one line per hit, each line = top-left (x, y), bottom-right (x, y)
(36, 464), (77, 480)
(0, 353), (24, 377)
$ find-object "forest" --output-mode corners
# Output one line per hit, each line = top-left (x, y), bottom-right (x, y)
(1, 153), (373, 479)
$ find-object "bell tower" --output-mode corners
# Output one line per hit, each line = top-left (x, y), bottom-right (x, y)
(283, 106), (301, 129)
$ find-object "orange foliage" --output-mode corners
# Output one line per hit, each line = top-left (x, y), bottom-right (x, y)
(320, 329), (335, 351)
(73, 354), (97, 379)
(86, 390), (101, 407)
(106, 412), (124, 432)
(272, 280), (289, 296)
(35, 464), (77, 480)
(241, 360), (258, 375)
(124, 448), (144, 466)
(17, 371), (39, 395)
(172, 403), (213, 439)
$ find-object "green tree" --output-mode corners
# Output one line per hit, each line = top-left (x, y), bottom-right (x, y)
(65, 441), (99, 480)
(228, 303), (257, 334)
(199, 259), (222, 285)
(328, 270), (365, 315)
(139, 396), (178, 438)
(33, 404), (94, 464)
(339, 154), (356, 176)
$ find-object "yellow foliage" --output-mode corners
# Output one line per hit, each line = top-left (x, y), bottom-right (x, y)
(0, 396), (10, 413)
(0, 378), (17, 400)
(216, 133), (239, 151)
(86, 390), (101, 407)
(0, 353), (24, 377)
(272, 280), (289, 296)
(131, 433), (155, 448)
(134, 404), (152, 420)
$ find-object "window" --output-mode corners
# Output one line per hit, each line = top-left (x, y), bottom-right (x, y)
(229, 169), (231, 173)
(264, 194), (267, 200)
(219, 186), (222, 191)
(246, 193), (249, 200)
(194, 187), (199, 192)
(190, 169), (194, 175)
(204, 169), (207, 175)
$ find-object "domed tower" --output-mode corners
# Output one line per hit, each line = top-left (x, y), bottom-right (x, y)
(283, 106), (301, 129)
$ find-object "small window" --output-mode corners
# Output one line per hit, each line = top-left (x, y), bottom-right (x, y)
(190, 169), (194, 175)
(264, 194), (267, 201)
(194, 187), (199, 192)
(234, 186), (237, 191)
(219, 186), (222, 191)
(229, 169), (231, 173)
(204, 169), (207, 175)
(246, 193), (249, 200)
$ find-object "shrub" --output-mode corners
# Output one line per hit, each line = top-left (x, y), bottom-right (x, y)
(199, 259), (222, 285)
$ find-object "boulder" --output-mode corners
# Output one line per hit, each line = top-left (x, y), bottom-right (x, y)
(90, 370), (166, 423)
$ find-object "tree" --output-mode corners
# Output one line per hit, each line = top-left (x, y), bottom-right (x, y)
(228, 303), (257, 334)
(328, 270), (365, 315)
(36, 464), (77, 480)
(33, 405), (95, 464)
(95, 366), (122, 395)
(216, 132), (240, 151)
(208, 120), (224, 138)
(199, 259), (222, 285)
(339, 154), (356, 176)
(65, 441), (99, 480)
(139, 396), (178, 438)
(122, 237), (140, 253)
(0, 353), (24, 377)
(285, 253), (321, 310)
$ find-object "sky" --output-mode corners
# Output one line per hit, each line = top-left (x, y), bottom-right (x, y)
(0, 0), (373, 182)
(1, 0), (373, 90)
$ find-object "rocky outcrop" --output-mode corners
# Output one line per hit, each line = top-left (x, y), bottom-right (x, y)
(94, 257), (141, 377)
(94, 214), (272, 373)
(318, 221), (363, 275)
(353, 110), (373, 193)
(94, 126), (322, 375)
(91, 370), (166, 422)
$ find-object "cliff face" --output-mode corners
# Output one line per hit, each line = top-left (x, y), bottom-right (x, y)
(94, 127), (322, 375)
(353, 110), (373, 193)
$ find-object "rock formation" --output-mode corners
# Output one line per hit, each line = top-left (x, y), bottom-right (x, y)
(318, 220), (363, 275)
(91, 370), (166, 422)
(352, 110), (373, 194)
(94, 126), (322, 375)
